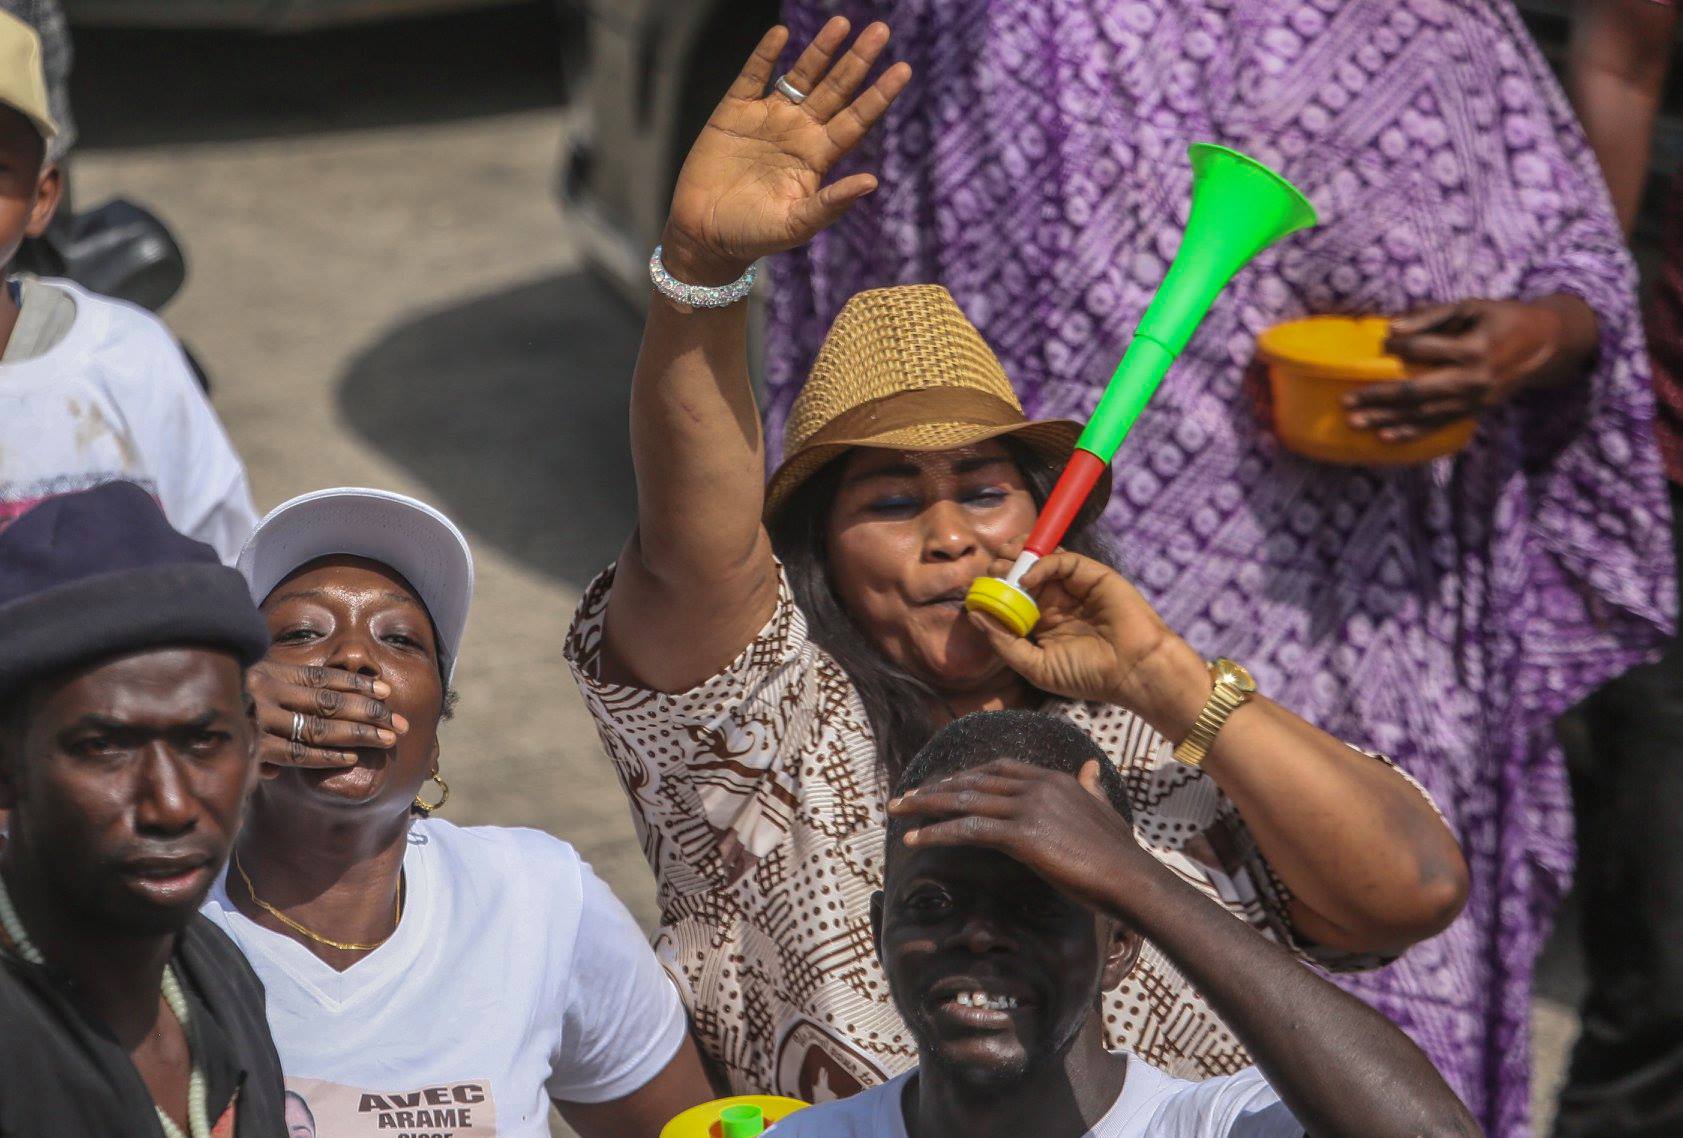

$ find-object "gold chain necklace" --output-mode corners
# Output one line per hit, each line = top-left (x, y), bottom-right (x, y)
(232, 851), (402, 953)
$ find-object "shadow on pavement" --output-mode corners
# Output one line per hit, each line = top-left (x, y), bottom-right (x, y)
(70, 3), (570, 151)
(336, 271), (639, 588)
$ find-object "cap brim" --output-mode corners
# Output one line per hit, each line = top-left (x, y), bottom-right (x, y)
(236, 489), (474, 682)
(764, 417), (1112, 522)
(0, 99), (58, 142)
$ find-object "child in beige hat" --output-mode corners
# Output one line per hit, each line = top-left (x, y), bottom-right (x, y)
(0, 9), (258, 564)
(0, 8), (62, 317)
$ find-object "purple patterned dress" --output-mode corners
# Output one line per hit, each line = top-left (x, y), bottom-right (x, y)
(766, 2), (1677, 1134)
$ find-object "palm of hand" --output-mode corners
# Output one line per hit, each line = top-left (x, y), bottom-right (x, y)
(663, 20), (908, 268)
(671, 102), (833, 261)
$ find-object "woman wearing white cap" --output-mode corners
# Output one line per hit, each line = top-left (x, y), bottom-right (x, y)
(201, 488), (714, 1138)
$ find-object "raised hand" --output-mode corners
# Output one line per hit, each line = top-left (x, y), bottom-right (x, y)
(968, 544), (1210, 741)
(248, 661), (407, 772)
(661, 19), (912, 283)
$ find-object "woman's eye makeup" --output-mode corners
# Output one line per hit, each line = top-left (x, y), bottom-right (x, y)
(866, 494), (921, 515)
(861, 484), (1012, 515)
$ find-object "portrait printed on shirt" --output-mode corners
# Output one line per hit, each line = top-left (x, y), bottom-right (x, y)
(774, 1018), (888, 1104)
(285, 1076), (497, 1137)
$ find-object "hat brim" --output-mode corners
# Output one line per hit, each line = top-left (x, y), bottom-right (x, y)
(764, 417), (1113, 523)
(0, 563), (268, 701)
(25, 108), (56, 141)
(235, 489), (474, 683)
(8, 105), (57, 141)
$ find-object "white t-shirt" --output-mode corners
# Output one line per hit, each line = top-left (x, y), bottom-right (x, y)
(765, 1053), (1304, 1138)
(202, 819), (688, 1138)
(0, 278), (256, 563)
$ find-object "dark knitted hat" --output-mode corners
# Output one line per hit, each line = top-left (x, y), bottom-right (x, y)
(0, 482), (269, 698)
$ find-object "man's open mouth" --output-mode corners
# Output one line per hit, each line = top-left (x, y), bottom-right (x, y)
(951, 991), (1020, 1011)
(924, 976), (1037, 1029)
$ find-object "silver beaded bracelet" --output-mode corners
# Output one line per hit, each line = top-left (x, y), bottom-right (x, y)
(649, 245), (758, 309)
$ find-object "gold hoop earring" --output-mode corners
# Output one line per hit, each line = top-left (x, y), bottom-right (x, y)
(413, 773), (449, 817)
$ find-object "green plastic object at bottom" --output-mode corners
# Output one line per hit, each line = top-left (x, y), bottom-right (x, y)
(720, 1104), (766, 1138)
(1074, 143), (1318, 463)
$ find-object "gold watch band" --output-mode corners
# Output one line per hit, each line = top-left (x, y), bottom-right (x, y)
(1172, 659), (1256, 768)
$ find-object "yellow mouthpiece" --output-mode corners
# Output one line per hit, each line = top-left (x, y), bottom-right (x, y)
(964, 576), (1040, 638)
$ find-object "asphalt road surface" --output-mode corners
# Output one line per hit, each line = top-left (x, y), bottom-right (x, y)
(62, 6), (1579, 1133)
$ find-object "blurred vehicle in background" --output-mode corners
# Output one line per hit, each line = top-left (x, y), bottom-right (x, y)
(64, 0), (527, 29)
(559, 0), (776, 314)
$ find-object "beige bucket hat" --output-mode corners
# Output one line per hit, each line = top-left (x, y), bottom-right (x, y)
(765, 284), (1109, 518)
(0, 11), (58, 143)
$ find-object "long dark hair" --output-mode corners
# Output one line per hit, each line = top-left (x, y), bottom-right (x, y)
(767, 437), (1117, 776)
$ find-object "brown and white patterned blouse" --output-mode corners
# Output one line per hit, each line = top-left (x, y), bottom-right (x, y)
(565, 564), (1415, 1101)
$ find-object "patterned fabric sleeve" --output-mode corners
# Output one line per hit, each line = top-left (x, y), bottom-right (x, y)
(1499, 3), (1673, 642)
(564, 563), (838, 892)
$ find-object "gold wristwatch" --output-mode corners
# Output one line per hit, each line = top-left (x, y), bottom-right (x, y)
(1172, 658), (1258, 768)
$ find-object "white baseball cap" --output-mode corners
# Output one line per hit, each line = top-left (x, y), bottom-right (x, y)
(236, 488), (474, 682)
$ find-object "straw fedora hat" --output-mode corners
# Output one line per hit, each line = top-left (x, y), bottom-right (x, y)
(765, 285), (1110, 518)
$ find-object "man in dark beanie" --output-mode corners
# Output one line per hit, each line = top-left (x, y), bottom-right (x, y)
(0, 481), (286, 1137)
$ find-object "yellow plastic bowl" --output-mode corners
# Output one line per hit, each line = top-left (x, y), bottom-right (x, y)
(660, 1095), (810, 1138)
(1256, 316), (1475, 466)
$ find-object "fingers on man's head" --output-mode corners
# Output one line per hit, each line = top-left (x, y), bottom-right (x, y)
(1078, 760), (1106, 800)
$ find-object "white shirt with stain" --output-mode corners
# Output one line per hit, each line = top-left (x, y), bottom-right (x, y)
(0, 277), (256, 562)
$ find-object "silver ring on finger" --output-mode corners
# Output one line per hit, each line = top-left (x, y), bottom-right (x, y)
(290, 711), (306, 744)
(774, 74), (809, 104)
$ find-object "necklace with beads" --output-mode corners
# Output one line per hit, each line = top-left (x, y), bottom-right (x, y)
(233, 849), (403, 953)
(0, 873), (211, 1138)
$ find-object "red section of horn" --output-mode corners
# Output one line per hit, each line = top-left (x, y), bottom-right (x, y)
(1024, 448), (1107, 556)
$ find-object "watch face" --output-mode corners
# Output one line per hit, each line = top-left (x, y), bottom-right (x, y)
(1211, 658), (1257, 694)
